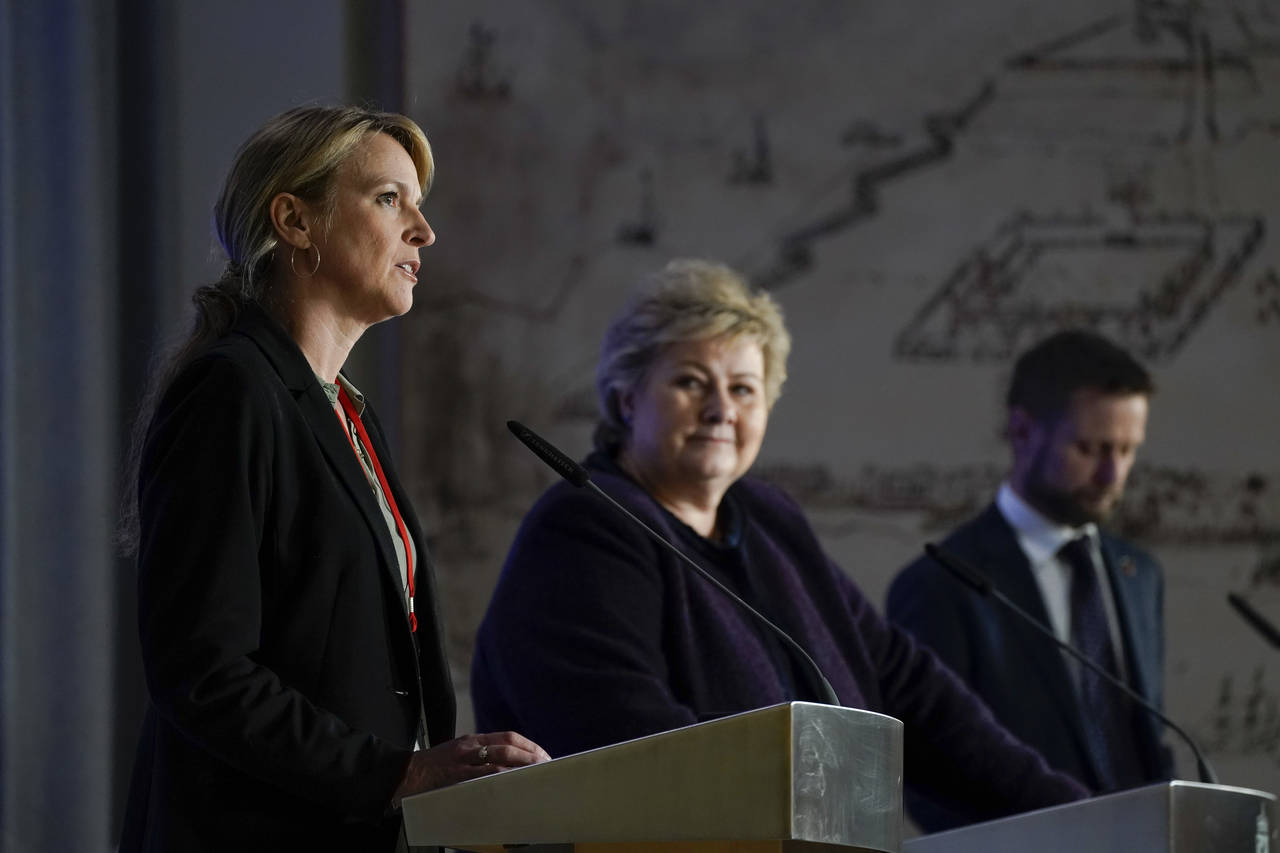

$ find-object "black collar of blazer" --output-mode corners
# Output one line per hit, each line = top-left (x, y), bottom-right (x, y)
(1096, 533), (1157, 703)
(218, 303), (457, 743)
(228, 303), (416, 632)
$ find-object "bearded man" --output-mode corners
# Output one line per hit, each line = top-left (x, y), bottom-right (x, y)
(888, 330), (1172, 832)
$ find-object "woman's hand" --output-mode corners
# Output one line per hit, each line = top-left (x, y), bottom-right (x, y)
(391, 731), (552, 808)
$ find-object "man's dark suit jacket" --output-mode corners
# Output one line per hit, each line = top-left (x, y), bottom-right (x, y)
(887, 503), (1170, 830)
(119, 304), (455, 852)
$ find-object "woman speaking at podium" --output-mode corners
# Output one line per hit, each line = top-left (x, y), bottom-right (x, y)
(473, 259), (1085, 830)
(118, 105), (548, 852)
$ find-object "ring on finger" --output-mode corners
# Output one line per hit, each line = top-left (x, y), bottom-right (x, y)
(477, 744), (489, 763)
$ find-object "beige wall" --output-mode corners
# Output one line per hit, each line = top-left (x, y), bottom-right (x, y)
(400, 0), (1280, 797)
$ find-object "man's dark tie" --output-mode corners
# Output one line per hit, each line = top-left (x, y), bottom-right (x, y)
(1059, 535), (1144, 792)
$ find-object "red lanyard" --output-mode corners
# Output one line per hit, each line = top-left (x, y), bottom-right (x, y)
(335, 387), (417, 632)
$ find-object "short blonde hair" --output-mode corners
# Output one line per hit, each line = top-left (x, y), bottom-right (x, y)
(594, 259), (791, 452)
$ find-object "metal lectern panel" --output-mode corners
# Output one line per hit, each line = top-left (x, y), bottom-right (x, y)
(402, 702), (903, 852)
(1168, 782), (1276, 851)
(901, 781), (1276, 853)
(792, 703), (902, 846)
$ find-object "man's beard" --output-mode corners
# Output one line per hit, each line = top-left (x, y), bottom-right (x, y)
(1022, 444), (1118, 527)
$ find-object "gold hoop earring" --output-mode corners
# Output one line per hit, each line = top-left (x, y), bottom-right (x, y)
(290, 245), (320, 278)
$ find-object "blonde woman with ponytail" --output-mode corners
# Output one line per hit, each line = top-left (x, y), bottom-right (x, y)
(119, 106), (547, 853)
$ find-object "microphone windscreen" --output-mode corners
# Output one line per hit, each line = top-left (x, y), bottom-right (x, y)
(507, 420), (591, 488)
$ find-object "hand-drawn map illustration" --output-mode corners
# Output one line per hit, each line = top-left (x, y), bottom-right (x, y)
(407, 0), (1280, 792)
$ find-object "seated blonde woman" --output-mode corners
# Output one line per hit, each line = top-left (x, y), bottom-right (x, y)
(472, 259), (1087, 831)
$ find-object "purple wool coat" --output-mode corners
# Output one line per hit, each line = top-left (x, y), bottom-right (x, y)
(473, 453), (1087, 828)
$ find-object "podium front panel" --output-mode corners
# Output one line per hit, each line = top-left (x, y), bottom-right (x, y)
(402, 702), (903, 851)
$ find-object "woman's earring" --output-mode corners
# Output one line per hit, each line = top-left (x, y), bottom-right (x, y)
(290, 245), (321, 278)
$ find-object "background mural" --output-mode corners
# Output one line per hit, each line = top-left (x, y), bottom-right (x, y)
(402, 0), (1280, 795)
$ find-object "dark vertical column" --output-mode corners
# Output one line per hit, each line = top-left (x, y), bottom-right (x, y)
(346, 0), (405, 112)
(0, 1), (10, 836)
(0, 3), (12, 839)
(344, 0), (408, 455)
(112, 0), (177, 842)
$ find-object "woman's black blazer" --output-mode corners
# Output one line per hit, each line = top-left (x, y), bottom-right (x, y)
(120, 304), (455, 852)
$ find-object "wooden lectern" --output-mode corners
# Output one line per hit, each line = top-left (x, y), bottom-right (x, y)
(401, 702), (903, 853)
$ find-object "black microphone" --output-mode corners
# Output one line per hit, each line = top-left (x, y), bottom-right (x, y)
(924, 542), (1218, 785)
(1227, 592), (1280, 650)
(506, 419), (841, 707)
